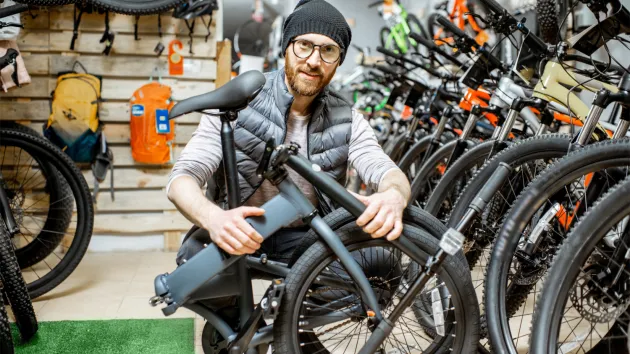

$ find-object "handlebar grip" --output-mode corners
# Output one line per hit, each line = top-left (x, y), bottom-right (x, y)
(374, 64), (399, 76)
(439, 88), (462, 102)
(435, 15), (468, 40)
(476, 0), (506, 14)
(0, 3), (28, 19)
(470, 162), (512, 212)
(376, 46), (402, 60)
(410, 32), (437, 50)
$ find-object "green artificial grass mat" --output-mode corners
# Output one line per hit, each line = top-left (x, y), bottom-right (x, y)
(11, 318), (194, 354)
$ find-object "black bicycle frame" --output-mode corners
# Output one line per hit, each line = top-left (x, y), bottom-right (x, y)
(153, 106), (447, 353)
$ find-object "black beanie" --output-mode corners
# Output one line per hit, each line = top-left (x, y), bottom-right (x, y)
(281, 0), (352, 64)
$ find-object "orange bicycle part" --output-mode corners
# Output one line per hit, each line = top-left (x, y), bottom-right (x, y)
(556, 173), (594, 231)
(434, 0), (489, 47)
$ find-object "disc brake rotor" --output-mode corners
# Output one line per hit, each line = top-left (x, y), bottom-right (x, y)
(570, 266), (630, 324)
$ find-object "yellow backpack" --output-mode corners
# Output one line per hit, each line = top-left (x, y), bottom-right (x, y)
(44, 61), (114, 200)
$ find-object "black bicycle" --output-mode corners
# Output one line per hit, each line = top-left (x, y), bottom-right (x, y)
(147, 70), (526, 353)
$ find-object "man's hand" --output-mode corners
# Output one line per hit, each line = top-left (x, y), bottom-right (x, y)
(353, 188), (407, 241)
(204, 206), (266, 255)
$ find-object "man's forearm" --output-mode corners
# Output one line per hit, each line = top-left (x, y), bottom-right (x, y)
(377, 169), (411, 204)
(167, 175), (221, 230)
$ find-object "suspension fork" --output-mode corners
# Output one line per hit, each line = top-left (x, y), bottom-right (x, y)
(0, 173), (18, 235)
(421, 106), (452, 166)
(358, 162), (513, 354)
(446, 104), (500, 169)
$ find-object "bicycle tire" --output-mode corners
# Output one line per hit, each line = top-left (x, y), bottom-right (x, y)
(288, 205), (468, 268)
(529, 174), (630, 353)
(0, 124), (73, 269)
(424, 140), (498, 221)
(0, 130), (93, 299)
(406, 13), (429, 40)
(0, 287), (13, 354)
(409, 139), (478, 206)
(13, 0), (74, 5)
(397, 135), (432, 178)
(274, 224), (479, 354)
(380, 27), (396, 52)
(484, 138), (630, 353)
(0, 219), (37, 342)
(536, 0), (559, 44)
(87, 0), (185, 15)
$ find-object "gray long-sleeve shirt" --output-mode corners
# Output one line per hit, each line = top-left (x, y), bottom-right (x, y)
(167, 109), (399, 207)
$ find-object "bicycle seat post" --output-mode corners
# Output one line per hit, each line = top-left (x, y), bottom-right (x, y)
(220, 110), (241, 209)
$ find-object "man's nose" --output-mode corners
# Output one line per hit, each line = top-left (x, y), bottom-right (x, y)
(306, 48), (322, 68)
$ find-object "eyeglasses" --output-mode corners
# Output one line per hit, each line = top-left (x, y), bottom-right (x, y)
(291, 39), (342, 64)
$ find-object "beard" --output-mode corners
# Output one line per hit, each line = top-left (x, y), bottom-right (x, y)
(285, 54), (337, 97)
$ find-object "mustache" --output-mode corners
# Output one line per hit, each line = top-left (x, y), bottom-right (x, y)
(296, 65), (323, 77)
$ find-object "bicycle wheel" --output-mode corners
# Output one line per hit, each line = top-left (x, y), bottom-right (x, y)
(274, 223), (479, 354)
(13, 0), (73, 4)
(529, 174), (630, 353)
(289, 205), (469, 268)
(380, 27), (396, 52)
(0, 288), (13, 354)
(86, 0), (186, 15)
(0, 129), (93, 299)
(445, 134), (572, 342)
(234, 19), (272, 58)
(485, 138), (630, 353)
(424, 140), (497, 223)
(0, 219), (37, 341)
(406, 13), (429, 40)
(536, 0), (560, 44)
(0, 124), (73, 270)
(409, 139), (478, 208)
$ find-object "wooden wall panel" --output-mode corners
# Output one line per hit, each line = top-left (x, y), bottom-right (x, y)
(2, 5), (225, 246)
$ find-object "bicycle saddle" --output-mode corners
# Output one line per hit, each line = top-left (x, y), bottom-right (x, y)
(169, 70), (266, 119)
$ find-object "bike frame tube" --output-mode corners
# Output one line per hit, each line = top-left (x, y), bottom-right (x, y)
(533, 61), (619, 121)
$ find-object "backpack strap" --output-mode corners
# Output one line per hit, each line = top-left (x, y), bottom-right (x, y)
(70, 4), (84, 50)
(99, 12), (115, 55)
(201, 14), (213, 42)
(158, 14), (163, 38)
(72, 60), (88, 74)
(134, 15), (140, 41)
(184, 19), (195, 54)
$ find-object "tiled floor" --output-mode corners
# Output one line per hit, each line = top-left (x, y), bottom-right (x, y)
(8, 252), (269, 354)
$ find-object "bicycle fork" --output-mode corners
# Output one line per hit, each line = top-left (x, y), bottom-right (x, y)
(358, 162), (513, 354)
(0, 173), (18, 234)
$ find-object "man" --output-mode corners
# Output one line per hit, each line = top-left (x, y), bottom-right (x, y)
(167, 0), (410, 264)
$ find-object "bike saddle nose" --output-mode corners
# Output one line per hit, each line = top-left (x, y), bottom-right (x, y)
(169, 70), (266, 119)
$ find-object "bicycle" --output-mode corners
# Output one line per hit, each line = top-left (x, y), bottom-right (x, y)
(370, 0), (428, 55)
(147, 70), (496, 353)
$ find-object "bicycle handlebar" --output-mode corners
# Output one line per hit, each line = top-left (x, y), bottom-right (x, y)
(435, 15), (469, 41)
(367, 0), (382, 8)
(409, 32), (466, 68)
(372, 64), (430, 90)
(476, 0), (505, 16)
(376, 46), (453, 79)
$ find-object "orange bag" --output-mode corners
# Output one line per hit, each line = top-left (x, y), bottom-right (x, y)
(129, 76), (175, 164)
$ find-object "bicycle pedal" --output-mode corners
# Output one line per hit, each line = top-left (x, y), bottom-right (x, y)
(148, 295), (164, 307)
(261, 279), (285, 320)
